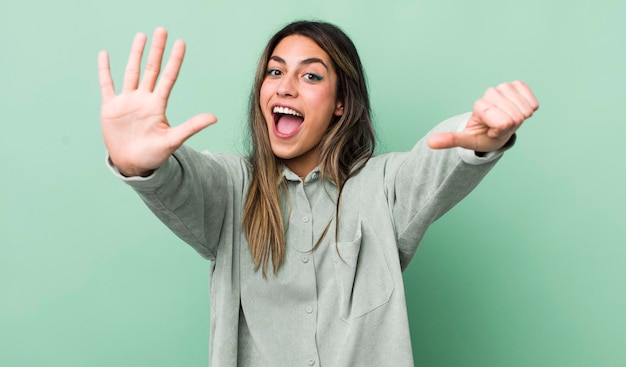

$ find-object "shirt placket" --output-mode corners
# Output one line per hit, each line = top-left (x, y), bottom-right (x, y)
(289, 179), (321, 366)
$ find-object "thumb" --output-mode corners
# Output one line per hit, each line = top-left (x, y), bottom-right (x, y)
(427, 131), (470, 150)
(168, 113), (218, 148)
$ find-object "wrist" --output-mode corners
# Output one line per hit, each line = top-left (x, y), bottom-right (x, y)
(107, 156), (155, 177)
(118, 168), (155, 178)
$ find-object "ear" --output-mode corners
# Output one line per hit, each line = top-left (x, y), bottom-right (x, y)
(334, 101), (344, 116)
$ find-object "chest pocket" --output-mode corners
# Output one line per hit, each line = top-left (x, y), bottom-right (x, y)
(333, 219), (395, 321)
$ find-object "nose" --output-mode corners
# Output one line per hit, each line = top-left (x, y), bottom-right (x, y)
(276, 75), (297, 97)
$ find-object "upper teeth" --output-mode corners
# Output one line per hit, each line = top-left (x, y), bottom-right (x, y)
(273, 106), (302, 117)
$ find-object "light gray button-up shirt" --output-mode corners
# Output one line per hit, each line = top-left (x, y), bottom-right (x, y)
(110, 113), (507, 366)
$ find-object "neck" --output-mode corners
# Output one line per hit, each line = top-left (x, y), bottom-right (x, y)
(283, 149), (320, 179)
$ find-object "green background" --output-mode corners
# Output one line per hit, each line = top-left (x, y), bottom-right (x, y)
(1, 0), (625, 365)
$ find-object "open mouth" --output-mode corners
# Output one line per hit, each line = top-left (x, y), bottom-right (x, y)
(273, 106), (304, 136)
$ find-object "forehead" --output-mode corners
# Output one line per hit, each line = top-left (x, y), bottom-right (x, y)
(270, 35), (332, 65)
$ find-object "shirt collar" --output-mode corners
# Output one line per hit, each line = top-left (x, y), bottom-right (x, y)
(282, 165), (322, 183)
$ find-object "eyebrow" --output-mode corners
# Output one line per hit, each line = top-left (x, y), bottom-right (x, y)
(269, 55), (329, 70)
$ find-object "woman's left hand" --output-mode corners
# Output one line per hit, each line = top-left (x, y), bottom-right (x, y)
(427, 80), (539, 152)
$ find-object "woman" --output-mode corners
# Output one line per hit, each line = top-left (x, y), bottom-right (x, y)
(99, 21), (538, 367)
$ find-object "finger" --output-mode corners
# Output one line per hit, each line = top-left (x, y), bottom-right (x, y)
(155, 39), (186, 101)
(496, 82), (537, 119)
(494, 82), (536, 118)
(167, 113), (218, 149)
(511, 80), (539, 112)
(98, 51), (116, 103)
(473, 99), (516, 139)
(484, 86), (526, 124)
(140, 27), (168, 92)
(123, 32), (147, 92)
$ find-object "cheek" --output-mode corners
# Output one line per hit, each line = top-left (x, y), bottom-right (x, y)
(259, 82), (274, 125)
(259, 82), (271, 105)
(308, 89), (337, 116)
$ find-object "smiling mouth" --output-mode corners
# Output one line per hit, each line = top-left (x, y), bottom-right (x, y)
(273, 106), (304, 136)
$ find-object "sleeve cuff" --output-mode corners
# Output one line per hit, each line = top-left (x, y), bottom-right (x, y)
(105, 153), (179, 191)
(105, 155), (156, 181)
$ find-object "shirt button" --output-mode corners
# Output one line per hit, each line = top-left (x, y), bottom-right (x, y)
(306, 306), (313, 314)
(301, 256), (309, 263)
(302, 216), (310, 223)
(307, 359), (316, 366)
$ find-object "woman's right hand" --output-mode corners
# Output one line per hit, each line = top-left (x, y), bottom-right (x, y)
(98, 27), (217, 177)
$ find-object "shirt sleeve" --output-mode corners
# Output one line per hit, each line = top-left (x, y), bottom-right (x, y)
(106, 145), (235, 261)
(385, 113), (513, 270)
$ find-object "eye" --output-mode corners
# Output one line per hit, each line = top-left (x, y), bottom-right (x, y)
(266, 68), (282, 77)
(303, 72), (323, 82)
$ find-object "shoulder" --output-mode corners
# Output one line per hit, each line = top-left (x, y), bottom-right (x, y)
(357, 150), (413, 178)
(195, 150), (252, 185)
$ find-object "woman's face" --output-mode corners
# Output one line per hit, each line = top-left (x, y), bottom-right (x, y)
(259, 35), (344, 178)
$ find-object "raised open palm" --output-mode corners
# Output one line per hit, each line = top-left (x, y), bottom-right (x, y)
(98, 27), (217, 176)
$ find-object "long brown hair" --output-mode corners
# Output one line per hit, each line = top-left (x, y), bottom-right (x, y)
(243, 21), (375, 276)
